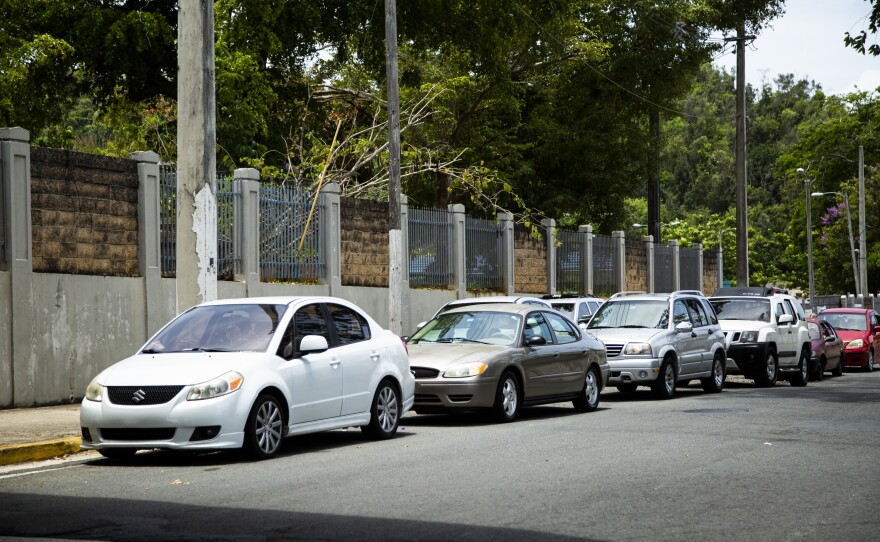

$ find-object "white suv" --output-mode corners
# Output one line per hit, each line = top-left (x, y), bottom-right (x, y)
(709, 287), (810, 387)
(586, 291), (727, 399)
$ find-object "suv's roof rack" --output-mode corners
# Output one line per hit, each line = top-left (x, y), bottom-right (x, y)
(610, 291), (647, 298)
(671, 290), (705, 296)
(712, 286), (775, 297)
(542, 293), (597, 299)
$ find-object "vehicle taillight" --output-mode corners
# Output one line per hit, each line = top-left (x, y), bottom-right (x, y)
(400, 337), (409, 355)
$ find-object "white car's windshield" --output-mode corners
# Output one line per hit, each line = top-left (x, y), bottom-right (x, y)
(143, 304), (288, 353)
(710, 298), (771, 322)
(588, 300), (668, 329)
(410, 311), (522, 346)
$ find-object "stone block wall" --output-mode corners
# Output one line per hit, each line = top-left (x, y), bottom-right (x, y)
(30, 148), (139, 276)
(341, 196), (389, 287)
(626, 239), (648, 292)
(514, 225), (547, 294)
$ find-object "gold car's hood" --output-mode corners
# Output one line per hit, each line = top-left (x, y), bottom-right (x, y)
(407, 342), (509, 370)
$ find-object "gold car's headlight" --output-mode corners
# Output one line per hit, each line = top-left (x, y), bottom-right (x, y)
(443, 362), (489, 378)
(187, 371), (244, 401)
(85, 377), (104, 402)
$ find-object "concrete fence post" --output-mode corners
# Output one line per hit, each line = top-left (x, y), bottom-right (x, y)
(542, 218), (556, 295)
(0, 127), (33, 407)
(131, 151), (164, 337)
(717, 244), (724, 291)
(612, 230), (626, 292)
(692, 243), (704, 293)
(669, 239), (680, 292)
(320, 183), (342, 296)
(449, 204), (467, 298)
(498, 212), (515, 295)
(643, 235), (655, 293)
(400, 194), (410, 331)
(232, 168), (260, 295)
(578, 225), (593, 295)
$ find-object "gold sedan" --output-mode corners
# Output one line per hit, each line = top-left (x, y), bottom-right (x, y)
(407, 303), (609, 422)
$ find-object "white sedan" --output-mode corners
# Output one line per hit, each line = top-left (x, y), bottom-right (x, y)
(80, 296), (414, 460)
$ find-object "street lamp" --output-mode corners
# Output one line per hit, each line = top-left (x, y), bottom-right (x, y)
(797, 168), (815, 310)
(811, 191), (859, 296)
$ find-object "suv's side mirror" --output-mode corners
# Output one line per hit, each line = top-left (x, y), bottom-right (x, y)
(675, 321), (693, 334)
(300, 335), (329, 354)
(778, 314), (794, 325)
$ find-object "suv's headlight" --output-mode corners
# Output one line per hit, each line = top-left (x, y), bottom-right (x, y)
(187, 371), (244, 401)
(624, 342), (652, 356)
(443, 362), (488, 378)
(739, 331), (759, 343)
(846, 339), (864, 349)
(85, 377), (104, 402)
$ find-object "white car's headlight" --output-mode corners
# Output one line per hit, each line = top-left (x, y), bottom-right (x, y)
(739, 331), (759, 343)
(85, 377), (104, 402)
(624, 342), (652, 356)
(846, 339), (864, 349)
(443, 362), (488, 378)
(187, 371), (244, 401)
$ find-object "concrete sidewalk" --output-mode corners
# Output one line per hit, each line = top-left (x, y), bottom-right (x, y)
(0, 404), (83, 465)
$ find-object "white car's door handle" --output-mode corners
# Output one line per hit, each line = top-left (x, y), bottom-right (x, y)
(370, 352), (380, 361)
(330, 360), (341, 368)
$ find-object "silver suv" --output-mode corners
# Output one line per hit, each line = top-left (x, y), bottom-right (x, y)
(586, 291), (727, 399)
(709, 287), (810, 387)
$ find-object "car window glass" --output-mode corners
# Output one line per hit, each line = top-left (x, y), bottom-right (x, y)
(807, 322), (820, 340)
(701, 298), (719, 325)
(277, 303), (330, 357)
(588, 300), (668, 329)
(793, 299), (807, 321)
(327, 303), (371, 345)
(820, 323), (835, 339)
(784, 300), (799, 321)
(775, 302), (786, 320)
(146, 304), (286, 353)
(673, 300), (690, 325)
(578, 302), (590, 321)
(409, 311), (521, 346)
(872, 312), (880, 327)
(524, 312), (553, 343)
(685, 299), (709, 327)
(544, 312), (579, 344)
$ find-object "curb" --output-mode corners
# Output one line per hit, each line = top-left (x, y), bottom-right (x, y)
(0, 437), (82, 466)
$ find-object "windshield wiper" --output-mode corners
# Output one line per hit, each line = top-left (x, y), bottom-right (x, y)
(458, 338), (492, 344)
(618, 325), (648, 328)
(140, 348), (164, 354)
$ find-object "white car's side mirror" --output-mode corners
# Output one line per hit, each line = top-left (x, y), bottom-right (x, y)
(300, 335), (329, 354)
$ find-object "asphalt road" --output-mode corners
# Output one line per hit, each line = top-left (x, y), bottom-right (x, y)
(1, 372), (879, 542)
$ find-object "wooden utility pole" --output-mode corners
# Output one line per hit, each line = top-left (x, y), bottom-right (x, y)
(385, 0), (404, 334)
(648, 111), (662, 244)
(176, 0), (217, 313)
(726, 28), (754, 287)
(858, 145), (867, 299)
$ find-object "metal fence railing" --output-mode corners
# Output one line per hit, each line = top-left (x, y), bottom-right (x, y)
(216, 175), (238, 281)
(465, 217), (502, 290)
(159, 168), (239, 279)
(655, 244), (674, 293)
(556, 228), (583, 294)
(159, 164), (177, 277)
(592, 235), (616, 295)
(679, 247), (701, 291)
(408, 207), (451, 288)
(259, 182), (323, 283)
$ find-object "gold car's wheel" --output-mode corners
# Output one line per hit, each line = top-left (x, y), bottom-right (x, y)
(573, 367), (600, 412)
(492, 371), (520, 423)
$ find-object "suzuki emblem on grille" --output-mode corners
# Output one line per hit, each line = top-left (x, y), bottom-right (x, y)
(132, 389), (147, 403)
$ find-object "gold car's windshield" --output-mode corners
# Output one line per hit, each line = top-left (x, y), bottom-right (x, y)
(410, 311), (522, 346)
(142, 304), (288, 353)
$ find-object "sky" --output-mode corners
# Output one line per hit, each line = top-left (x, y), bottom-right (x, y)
(714, 0), (880, 96)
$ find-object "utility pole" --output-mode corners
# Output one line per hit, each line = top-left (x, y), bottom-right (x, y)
(385, 0), (404, 334)
(858, 145), (867, 300)
(176, 0), (217, 313)
(726, 28), (755, 287)
(648, 111), (662, 244)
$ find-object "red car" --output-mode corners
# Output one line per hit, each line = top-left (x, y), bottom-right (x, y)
(806, 318), (843, 380)
(816, 308), (880, 372)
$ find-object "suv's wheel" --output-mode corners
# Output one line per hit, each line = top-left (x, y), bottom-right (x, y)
(755, 348), (778, 387)
(700, 351), (726, 393)
(651, 358), (677, 399)
(790, 347), (809, 387)
(573, 367), (600, 412)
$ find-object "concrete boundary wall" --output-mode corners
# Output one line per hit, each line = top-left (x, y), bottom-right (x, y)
(0, 128), (725, 407)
